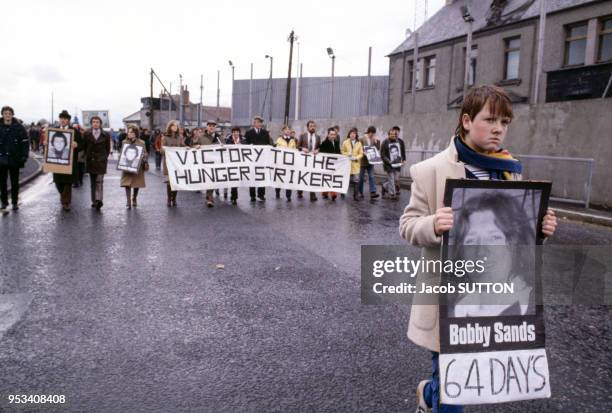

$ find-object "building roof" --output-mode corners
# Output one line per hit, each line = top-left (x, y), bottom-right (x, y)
(389, 0), (599, 56)
(202, 106), (231, 122)
(122, 110), (141, 123)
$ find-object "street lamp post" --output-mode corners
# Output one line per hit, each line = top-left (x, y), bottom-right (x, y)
(265, 55), (273, 123)
(327, 47), (335, 119)
(229, 61), (234, 123)
(461, 5), (474, 99)
(179, 74), (183, 125)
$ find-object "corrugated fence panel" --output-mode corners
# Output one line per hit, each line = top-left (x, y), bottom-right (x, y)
(231, 76), (388, 125)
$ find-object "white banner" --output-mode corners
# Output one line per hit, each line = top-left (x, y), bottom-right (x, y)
(165, 145), (351, 193)
(440, 349), (551, 405)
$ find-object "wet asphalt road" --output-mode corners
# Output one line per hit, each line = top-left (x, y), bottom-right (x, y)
(0, 156), (611, 412)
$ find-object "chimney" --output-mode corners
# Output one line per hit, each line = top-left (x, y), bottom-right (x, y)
(182, 86), (190, 105)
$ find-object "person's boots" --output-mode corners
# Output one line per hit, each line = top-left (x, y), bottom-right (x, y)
(352, 182), (360, 201)
(166, 185), (172, 207)
(126, 193), (132, 209)
(171, 191), (177, 207)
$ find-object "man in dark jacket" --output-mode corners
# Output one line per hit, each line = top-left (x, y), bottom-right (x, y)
(318, 127), (341, 201)
(380, 126), (406, 200)
(226, 126), (246, 205)
(296, 120), (321, 201)
(51, 110), (83, 211)
(244, 116), (271, 202)
(83, 116), (111, 210)
(0, 106), (29, 212)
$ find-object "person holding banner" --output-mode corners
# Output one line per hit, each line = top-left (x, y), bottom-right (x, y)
(341, 127), (363, 201)
(358, 126), (380, 200)
(161, 120), (184, 207)
(225, 127), (246, 205)
(0, 106), (29, 212)
(120, 124), (147, 209)
(399, 85), (558, 413)
(244, 116), (271, 202)
(83, 116), (111, 210)
(274, 125), (297, 201)
(319, 127), (342, 201)
(49, 110), (83, 212)
(380, 127), (406, 200)
(297, 120), (321, 201)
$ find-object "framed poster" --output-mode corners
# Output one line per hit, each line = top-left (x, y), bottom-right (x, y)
(43, 128), (74, 174)
(363, 145), (382, 165)
(389, 141), (403, 168)
(439, 179), (552, 406)
(117, 142), (144, 173)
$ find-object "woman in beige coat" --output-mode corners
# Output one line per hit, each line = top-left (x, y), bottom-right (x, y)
(161, 120), (184, 207)
(120, 124), (148, 209)
(399, 85), (557, 412)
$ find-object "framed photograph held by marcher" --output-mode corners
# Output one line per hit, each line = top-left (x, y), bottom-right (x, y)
(43, 127), (74, 174)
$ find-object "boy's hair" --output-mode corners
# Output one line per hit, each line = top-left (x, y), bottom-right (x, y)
(1, 106), (14, 115)
(366, 126), (376, 134)
(231, 126), (241, 133)
(327, 127), (336, 134)
(455, 85), (513, 138)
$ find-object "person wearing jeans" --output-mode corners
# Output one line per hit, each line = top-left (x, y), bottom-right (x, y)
(358, 125), (380, 199)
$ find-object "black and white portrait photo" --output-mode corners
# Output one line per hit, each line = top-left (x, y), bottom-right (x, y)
(117, 142), (144, 173)
(45, 130), (73, 165)
(389, 142), (402, 167)
(363, 145), (382, 164)
(443, 181), (551, 318)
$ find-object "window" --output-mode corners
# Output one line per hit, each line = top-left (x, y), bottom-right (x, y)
(424, 56), (436, 87)
(463, 46), (478, 86)
(406, 60), (421, 90)
(564, 22), (588, 66)
(599, 17), (612, 62)
(504, 37), (521, 80)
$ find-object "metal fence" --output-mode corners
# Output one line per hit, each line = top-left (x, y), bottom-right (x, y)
(231, 75), (388, 126)
(375, 149), (594, 207)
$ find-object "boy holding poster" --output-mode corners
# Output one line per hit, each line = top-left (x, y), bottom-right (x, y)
(399, 85), (557, 412)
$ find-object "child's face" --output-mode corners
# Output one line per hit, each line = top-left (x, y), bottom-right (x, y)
(462, 102), (510, 153)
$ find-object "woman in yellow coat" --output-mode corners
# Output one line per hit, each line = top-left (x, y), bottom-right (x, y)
(274, 125), (297, 201)
(341, 127), (363, 201)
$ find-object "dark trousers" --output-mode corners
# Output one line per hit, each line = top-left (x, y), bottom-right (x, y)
(89, 174), (104, 203)
(275, 188), (292, 199)
(0, 165), (20, 206)
(231, 187), (238, 200)
(155, 152), (162, 170)
(249, 187), (265, 200)
(54, 181), (72, 207)
(75, 162), (86, 185)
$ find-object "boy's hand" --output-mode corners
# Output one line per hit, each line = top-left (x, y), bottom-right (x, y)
(434, 207), (453, 236)
(542, 209), (557, 237)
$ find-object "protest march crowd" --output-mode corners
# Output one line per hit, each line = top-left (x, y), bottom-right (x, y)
(0, 107), (407, 212)
(0, 85), (561, 412)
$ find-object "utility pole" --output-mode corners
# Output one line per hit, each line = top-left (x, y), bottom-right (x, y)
(51, 91), (54, 124)
(149, 68), (154, 130)
(284, 30), (296, 126)
(169, 82), (172, 122)
(294, 43), (300, 121)
(229, 61), (234, 123)
(179, 74), (183, 125)
(249, 63), (253, 122)
(216, 70), (220, 109)
(462, 5), (474, 99)
(327, 47), (336, 119)
(199, 74), (203, 127)
(265, 55), (273, 122)
(366, 46), (372, 116)
(533, 0), (546, 104)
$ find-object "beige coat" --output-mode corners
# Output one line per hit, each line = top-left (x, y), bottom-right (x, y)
(120, 138), (147, 188)
(399, 137), (520, 351)
(161, 134), (185, 181)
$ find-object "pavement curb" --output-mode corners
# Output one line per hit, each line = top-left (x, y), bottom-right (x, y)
(374, 173), (612, 228)
(552, 208), (612, 228)
(19, 156), (43, 187)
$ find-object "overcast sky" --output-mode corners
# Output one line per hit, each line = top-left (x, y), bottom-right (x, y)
(1, 0), (444, 128)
